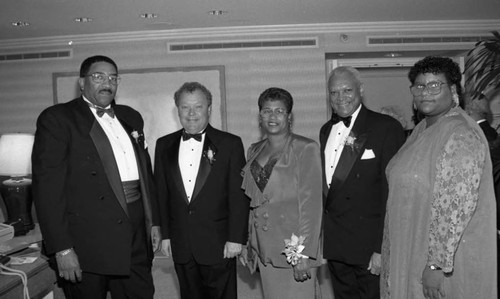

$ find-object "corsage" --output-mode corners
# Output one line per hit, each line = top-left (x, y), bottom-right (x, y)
(131, 130), (147, 149)
(282, 233), (307, 266)
(344, 132), (360, 151)
(203, 146), (216, 165)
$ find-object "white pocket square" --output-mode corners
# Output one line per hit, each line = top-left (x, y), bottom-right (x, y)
(361, 149), (375, 160)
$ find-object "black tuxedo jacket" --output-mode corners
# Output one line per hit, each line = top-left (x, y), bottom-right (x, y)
(320, 105), (405, 265)
(154, 124), (249, 265)
(32, 97), (159, 275)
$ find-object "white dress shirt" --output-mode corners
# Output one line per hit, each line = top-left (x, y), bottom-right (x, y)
(324, 105), (361, 188)
(83, 96), (139, 182)
(178, 132), (205, 202)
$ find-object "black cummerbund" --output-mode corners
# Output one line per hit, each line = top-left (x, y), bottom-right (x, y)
(122, 180), (141, 204)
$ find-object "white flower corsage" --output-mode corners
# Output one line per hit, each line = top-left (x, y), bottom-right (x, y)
(131, 130), (147, 149)
(345, 135), (356, 147)
(282, 233), (307, 266)
(131, 130), (139, 141)
(344, 133), (359, 151)
(204, 146), (216, 165)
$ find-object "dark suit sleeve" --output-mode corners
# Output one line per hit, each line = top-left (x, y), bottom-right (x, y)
(144, 141), (160, 227)
(227, 137), (250, 244)
(32, 108), (73, 255)
(375, 118), (406, 253)
(153, 139), (170, 239)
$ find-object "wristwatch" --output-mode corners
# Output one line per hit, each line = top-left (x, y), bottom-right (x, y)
(428, 264), (442, 270)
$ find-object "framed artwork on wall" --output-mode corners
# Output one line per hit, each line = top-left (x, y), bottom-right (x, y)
(52, 65), (226, 163)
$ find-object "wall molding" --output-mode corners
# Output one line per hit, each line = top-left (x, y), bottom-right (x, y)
(0, 19), (499, 50)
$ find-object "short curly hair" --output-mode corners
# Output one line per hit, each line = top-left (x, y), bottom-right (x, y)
(257, 87), (293, 113)
(408, 56), (462, 97)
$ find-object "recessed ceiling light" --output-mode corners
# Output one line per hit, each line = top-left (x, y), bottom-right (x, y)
(384, 52), (402, 58)
(11, 21), (30, 27)
(140, 13), (158, 19)
(74, 17), (93, 23)
(208, 10), (228, 16)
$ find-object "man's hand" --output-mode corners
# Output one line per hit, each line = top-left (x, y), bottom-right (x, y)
(238, 246), (249, 266)
(223, 242), (242, 258)
(422, 266), (445, 299)
(367, 252), (381, 275)
(161, 239), (172, 257)
(151, 226), (162, 252)
(56, 249), (82, 283)
(293, 258), (311, 282)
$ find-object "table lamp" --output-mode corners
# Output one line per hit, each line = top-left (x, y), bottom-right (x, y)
(0, 133), (35, 236)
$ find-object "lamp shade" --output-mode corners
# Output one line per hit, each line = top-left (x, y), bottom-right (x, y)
(0, 133), (35, 176)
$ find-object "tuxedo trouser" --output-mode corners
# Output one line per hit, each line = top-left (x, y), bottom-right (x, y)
(62, 200), (154, 299)
(328, 259), (380, 299)
(174, 256), (237, 299)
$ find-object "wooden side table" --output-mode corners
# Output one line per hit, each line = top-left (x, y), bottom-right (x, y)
(0, 224), (57, 298)
(0, 256), (56, 299)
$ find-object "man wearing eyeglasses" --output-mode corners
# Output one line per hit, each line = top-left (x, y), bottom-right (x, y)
(320, 66), (406, 299)
(32, 55), (161, 298)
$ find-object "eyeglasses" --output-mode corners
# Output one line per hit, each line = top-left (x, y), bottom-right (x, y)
(260, 108), (288, 118)
(329, 88), (354, 99)
(86, 72), (121, 85)
(410, 81), (447, 96)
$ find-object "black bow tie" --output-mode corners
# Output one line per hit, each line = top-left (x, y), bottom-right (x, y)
(182, 131), (202, 142)
(88, 103), (115, 118)
(331, 114), (352, 127)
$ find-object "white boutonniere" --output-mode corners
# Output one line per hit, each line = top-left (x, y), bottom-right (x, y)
(131, 131), (139, 141)
(282, 233), (307, 266)
(344, 132), (359, 151)
(131, 130), (147, 149)
(203, 146), (216, 165)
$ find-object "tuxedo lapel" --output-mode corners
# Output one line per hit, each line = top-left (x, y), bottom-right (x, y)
(326, 106), (369, 206)
(190, 127), (216, 203)
(89, 120), (129, 217)
(321, 122), (334, 198)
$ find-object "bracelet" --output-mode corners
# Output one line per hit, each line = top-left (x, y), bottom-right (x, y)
(55, 248), (73, 258)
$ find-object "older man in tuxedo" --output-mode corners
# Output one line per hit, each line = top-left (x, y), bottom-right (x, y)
(320, 66), (405, 299)
(32, 55), (161, 298)
(154, 82), (249, 299)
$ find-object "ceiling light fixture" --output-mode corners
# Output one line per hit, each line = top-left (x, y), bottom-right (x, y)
(384, 52), (402, 58)
(140, 13), (158, 19)
(74, 17), (93, 23)
(11, 21), (30, 27)
(208, 10), (228, 16)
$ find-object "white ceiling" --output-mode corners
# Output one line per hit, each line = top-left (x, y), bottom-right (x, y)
(2, 0), (500, 41)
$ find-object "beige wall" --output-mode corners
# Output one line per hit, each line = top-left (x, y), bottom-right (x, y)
(0, 23), (495, 150)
